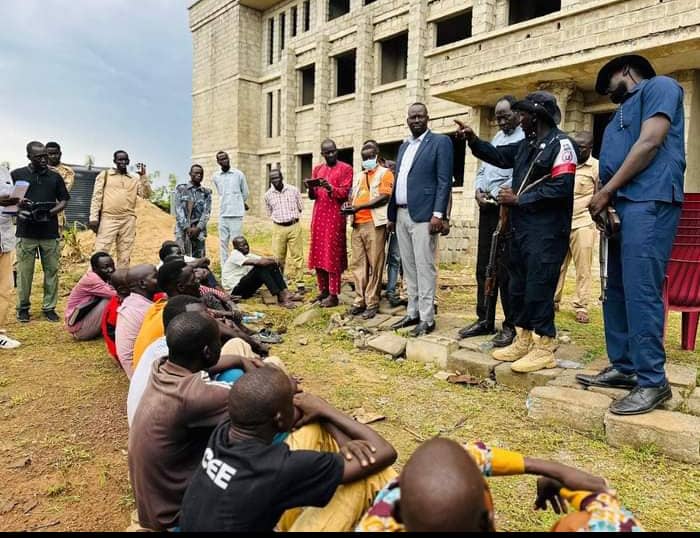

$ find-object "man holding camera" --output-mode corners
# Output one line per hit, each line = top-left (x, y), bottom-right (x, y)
(11, 141), (70, 323)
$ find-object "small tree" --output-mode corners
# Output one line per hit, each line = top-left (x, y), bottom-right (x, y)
(149, 171), (177, 214)
(85, 155), (95, 169)
(0, 161), (10, 170)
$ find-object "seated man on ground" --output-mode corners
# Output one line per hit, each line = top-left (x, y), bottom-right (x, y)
(115, 264), (159, 378)
(180, 366), (397, 532)
(357, 437), (641, 532)
(128, 312), (265, 531)
(64, 252), (117, 341)
(158, 240), (220, 289)
(222, 236), (301, 309)
(132, 259), (266, 369)
(101, 269), (129, 365)
(127, 295), (275, 427)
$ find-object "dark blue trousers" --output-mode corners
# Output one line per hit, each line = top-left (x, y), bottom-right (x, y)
(509, 227), (568, 338)
(604, 199), (681, 388)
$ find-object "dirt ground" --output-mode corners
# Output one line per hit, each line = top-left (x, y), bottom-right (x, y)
(1, 205), (699, 531)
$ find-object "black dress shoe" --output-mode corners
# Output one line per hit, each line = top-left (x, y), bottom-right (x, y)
(361, 307), (379, 320)
(609, 384), (672, 415)
(492, 325), (515, 348)
(390, 315), (420, 330)
(576, 366), (638, 390)
(410, 321), (436, 337)
(43, 310), (60, 323)
(458, 320), (495, 339)
(348, 305), (365, 316)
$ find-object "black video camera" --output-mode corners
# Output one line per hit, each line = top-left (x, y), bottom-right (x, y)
(18, 201), (55, 223)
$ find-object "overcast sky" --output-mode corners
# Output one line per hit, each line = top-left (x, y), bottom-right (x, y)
(0, 0), (192, 186)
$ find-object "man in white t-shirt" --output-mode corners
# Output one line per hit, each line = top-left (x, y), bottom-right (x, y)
(221, 236), (300, 309)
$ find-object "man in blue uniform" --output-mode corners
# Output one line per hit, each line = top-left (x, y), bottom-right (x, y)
(456, 92), (577, 373)
(174, 164), (212, 258)
(577, 55), (685, 415)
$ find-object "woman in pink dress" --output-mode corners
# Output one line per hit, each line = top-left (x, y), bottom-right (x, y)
(306, 140), (353, 307)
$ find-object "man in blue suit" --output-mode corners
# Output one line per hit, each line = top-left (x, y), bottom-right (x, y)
(388, 103), (453, 337)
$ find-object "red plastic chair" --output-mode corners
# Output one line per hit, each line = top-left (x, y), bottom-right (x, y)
(664, 199), (700, 351)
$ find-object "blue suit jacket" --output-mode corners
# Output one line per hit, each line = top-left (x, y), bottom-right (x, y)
(388, 131), (454, 223)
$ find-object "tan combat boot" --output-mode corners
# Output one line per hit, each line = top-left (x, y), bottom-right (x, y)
(511, 335), (558, 372)
(492, 329), (533, 362)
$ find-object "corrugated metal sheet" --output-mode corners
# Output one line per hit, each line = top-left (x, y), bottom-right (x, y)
(64, 165), (107, 228)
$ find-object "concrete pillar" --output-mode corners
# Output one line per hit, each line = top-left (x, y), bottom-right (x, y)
(675, 69), (700, 193)
(472, 0), (498, 35)
(406, 0), (429, 105)
(536, 80), (576, 130)
(354, 14), (373, 169)
(280, 47), (298, 187)
(313, 35), (331, 164)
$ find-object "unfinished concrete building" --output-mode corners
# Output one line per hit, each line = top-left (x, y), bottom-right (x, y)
(189, 0), (700, 262)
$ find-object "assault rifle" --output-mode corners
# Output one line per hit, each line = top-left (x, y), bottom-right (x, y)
(484, 201), (509, 329)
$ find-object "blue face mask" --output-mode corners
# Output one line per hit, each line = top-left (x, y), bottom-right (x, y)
(362, 158), (378, 171)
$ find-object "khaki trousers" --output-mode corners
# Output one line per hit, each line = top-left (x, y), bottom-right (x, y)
(272, 222), (304, 283)
(351, 223), (387, 310)
(278, 423), (397, 532)
(94, 215), (137, 268)
(0, 252), (13, 328)
(555, 224), (597, 313)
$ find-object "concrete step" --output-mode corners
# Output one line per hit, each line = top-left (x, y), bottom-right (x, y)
(527, 386), (612, 434)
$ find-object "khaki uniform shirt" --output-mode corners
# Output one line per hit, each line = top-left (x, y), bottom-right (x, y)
(571, 157), (599, 230)
(51, 163), (75, 192)
(90, 169), (151, 221)
(51, 163), (74, 230)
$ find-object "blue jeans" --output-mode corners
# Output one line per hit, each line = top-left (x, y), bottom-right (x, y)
(219, 216), (243, 268)
(386, 232), (402, 296)
(603, 200), (681, 387)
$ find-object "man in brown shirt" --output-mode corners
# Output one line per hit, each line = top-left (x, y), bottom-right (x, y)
(89, 150), (151, 267)
(554, 132), (599, 324)
(128, 312), (231, 531)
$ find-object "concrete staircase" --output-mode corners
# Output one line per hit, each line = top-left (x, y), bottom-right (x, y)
(358, 305), (700, 464)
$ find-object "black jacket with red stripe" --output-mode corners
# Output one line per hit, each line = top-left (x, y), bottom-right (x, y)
(469, 127), (578, 235)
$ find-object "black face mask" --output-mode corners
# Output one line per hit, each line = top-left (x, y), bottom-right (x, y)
(610, 81), (629, 105)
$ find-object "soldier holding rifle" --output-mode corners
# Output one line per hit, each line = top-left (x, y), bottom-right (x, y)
(456, 91), (577, 373)
(458, 96), (524, 347)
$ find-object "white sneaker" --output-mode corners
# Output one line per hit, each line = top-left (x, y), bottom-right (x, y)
(0, 335), (21, 349)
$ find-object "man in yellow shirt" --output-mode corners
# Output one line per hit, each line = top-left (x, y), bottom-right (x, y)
(554, 132), (599, 324)
(345, 143), (395, 320)
(89, 150), (151, 268)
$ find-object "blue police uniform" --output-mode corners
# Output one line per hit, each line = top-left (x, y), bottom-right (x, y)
(600, 76), (685, 388)
(469, 128), (577, 337)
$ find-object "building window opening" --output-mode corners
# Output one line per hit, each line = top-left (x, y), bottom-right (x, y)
(303, 0), (311, 31)
(291, 6), (298, 37)
(328, 0), (350, 21)
(335, 50), (356, 97)
(267, 18), (275, 65)
(435, 10), (472, 47)
(279, 12), (286, 52)
(300, 64), (316, 106)
(299, 154), (313, 192)
(266, 92), (274, 138)
(380, 32), (408, 84)
(377, 141), (402, 167)
(337, 147), (354, 167)
(508, 0), (561, 25)
(450, 134), (466, 188)
(277, 89), (282, 137)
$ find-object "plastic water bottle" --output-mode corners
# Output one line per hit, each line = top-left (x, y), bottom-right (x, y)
(556, 359), (584, 369)
(242, 312), (265, 323)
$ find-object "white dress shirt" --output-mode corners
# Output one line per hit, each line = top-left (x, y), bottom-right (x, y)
(395, 129), (429, 207)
